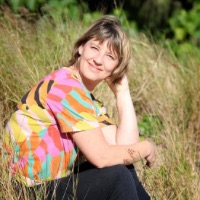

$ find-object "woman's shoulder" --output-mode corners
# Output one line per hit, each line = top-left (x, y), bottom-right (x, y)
(41, 67), (82, 88)
(42, 67), (72, 80)
(40, 67), (93, 100)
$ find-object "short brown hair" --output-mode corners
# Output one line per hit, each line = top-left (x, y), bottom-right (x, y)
(68, 15), (131, 84)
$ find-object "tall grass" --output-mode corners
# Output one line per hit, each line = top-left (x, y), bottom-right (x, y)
(0, 9), (199, 199)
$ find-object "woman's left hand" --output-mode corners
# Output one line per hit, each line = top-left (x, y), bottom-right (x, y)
(106, 75), (129, 95)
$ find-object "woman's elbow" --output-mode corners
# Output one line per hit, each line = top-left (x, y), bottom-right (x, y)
(89, 155), (111, 168)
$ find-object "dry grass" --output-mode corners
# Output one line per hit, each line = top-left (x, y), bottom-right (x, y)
(0, 9), (199, 200)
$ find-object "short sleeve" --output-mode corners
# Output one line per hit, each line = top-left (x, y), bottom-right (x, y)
(91, 95), (115, 128)
(46, 81), (100, 133)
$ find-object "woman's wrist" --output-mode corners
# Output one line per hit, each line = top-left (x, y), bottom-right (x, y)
(115, 88), (131, 98)
(131, 141), (152, 160)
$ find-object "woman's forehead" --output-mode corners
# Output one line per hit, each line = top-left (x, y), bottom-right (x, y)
(89, 38), (119, 54)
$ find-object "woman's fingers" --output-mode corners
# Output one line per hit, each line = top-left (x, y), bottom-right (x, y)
(145, 143), (157, 167)
(105, 74), (129, 95)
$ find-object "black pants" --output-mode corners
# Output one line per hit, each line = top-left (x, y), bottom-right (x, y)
(45, 162), (150, 200)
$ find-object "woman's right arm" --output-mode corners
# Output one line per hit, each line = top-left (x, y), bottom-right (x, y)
(71, 127), (156, 168)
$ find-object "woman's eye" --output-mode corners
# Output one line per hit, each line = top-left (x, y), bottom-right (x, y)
(91, 46), (98, 50)
(108, 55), (114, 60)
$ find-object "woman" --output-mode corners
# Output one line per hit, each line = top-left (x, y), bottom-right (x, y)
(4, 15), (156, 199)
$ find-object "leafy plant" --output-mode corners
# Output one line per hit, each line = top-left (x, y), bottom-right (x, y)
(167, 3), (200, 57)
(169, 3), (200, 42)
(42, 0), (83, 22)
(4, 0), (45, 13)
(139, 114), (163, 136)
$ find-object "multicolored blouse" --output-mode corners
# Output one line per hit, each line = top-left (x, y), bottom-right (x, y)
(4, 67), (114, 186)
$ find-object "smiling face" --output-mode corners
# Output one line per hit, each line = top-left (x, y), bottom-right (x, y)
(77, 38), (119, 91)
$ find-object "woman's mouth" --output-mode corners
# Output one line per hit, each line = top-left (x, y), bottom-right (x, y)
(89, 63), (102, 72)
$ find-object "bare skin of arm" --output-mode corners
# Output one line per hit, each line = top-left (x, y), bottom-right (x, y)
(71, 127), (156, 168)
(105, 75), (139, 145)
(99, 75), (156, 167)
(72, 75), (156, 168)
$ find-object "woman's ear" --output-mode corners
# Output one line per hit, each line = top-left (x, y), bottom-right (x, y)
(78, 45), (83, 55)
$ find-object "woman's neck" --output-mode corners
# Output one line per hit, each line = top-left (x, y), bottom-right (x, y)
(70, 65), (99, 92)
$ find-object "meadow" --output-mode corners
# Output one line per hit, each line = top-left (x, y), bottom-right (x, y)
(0, 10), (199, 200)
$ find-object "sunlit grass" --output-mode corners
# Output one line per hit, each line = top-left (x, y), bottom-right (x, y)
(0, 9), (199, 200)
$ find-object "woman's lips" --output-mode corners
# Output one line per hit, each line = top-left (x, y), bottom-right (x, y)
(89, 63), (102, 72)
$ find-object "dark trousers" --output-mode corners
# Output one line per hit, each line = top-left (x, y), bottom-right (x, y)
(45, 162), (150, 200)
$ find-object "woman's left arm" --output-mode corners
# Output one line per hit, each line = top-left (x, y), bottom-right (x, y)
(105, 75), (139, 145)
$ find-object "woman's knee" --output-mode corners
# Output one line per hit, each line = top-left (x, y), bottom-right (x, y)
(106, 165), (133, 181)
(110, 164), (131, 173)
(104, 165), (139, 200)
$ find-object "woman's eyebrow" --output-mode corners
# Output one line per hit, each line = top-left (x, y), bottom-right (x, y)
(90, 41), (99, 47)
(91, 41), (118, 58)
(107, 48), (118, 58)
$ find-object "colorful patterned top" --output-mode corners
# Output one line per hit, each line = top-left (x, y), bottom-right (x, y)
(4, 67), (114, 186)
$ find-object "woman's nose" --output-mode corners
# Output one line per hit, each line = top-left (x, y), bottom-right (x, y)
(93, 53), (103, 65)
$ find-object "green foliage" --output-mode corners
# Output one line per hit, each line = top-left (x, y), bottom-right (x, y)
(42, 0), (84, 22)
(80, 11), (102, 26)
(169, 3), (200, 42)
(112, 8), (138, 37)
(2, 0), (87, 19)
(25, 0), (45, 12)
(4, 0), (45, 13)
(1, 0), (200, 50)
(139, 115), (163, 136)
(7, 0), (22, 13)
(167, 3), (200, 57)
(164, 38), (200, 59)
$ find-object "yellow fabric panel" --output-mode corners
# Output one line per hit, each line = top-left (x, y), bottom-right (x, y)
(29, 104), (52, 126)
(75, 121), (95, 130)
(25, 114), (43, 133)
(79, 112), (97, 121)
(9, 113), (26, 142)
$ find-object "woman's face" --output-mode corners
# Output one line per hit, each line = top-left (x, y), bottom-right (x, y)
(77, 38), (119, 90)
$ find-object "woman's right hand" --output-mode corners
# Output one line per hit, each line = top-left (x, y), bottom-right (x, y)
(72, 127), (157, 168)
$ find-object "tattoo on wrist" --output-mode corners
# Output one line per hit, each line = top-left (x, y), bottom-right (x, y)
(123, 149), (141, 165)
